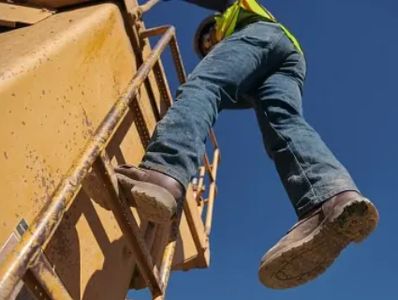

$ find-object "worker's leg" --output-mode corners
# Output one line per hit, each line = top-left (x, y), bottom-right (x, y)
(252, 35), (358, 218)
(255, 35), (378, 289)
(140, 22), (285, 188)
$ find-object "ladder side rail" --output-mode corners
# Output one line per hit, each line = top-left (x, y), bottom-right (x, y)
(139, 24), (222, 287)
(138, 26), (194, 299)
(204, 149), (220, 236)
(90, 154), (163, 296)
(166, 29), (221, 236)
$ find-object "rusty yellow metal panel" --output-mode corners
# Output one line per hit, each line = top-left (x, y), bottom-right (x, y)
(0, 3), (140, 299)
(0, 3), (135, 247)
(0, 1), (214, 298)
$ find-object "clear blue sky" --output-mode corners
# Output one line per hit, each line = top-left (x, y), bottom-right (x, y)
(130, 1), (398, 299)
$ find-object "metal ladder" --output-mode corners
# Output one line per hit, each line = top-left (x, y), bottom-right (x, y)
(0, 1), (220, 299)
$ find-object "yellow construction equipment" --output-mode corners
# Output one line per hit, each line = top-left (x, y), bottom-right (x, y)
(0, 1), (220, 299)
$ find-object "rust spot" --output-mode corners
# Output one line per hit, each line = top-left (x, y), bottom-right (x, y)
(42, 90), (45, 95)
(3, 152), (8, 160)
(21, 121), (26, 126)
(11, 93), (15, 97)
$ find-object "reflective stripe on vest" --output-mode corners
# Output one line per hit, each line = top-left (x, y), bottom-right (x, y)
(215, 0), (303, 54)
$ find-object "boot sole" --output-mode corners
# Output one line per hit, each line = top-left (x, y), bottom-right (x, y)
(259, 198), (379, 289)
(117, 174), (177, 224)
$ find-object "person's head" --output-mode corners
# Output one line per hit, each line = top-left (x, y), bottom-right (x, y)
(194, 15), (220, 59)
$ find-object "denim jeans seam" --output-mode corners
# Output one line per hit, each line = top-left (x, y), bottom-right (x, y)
(265, 35), (321, 204)
(263, 109), (318, 210)
(286, 141), (319, 200)
(257, 86), (319, 210)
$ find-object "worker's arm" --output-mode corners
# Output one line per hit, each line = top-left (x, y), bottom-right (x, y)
(162, 0), (234, 12)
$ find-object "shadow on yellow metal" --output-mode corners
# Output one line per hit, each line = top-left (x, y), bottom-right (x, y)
(0, 1), (220, 299)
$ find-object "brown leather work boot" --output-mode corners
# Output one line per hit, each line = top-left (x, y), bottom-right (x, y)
(114, 164), (185, 224)
(258, 191), (379, 289)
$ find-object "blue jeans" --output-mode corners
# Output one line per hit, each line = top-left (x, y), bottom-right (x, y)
(141, 21), (358, 217)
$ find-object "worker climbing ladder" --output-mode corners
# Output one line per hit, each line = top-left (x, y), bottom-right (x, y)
(0, 0), (220, 299)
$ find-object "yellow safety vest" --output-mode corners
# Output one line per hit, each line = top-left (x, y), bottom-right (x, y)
(215, 0), (303, 53)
